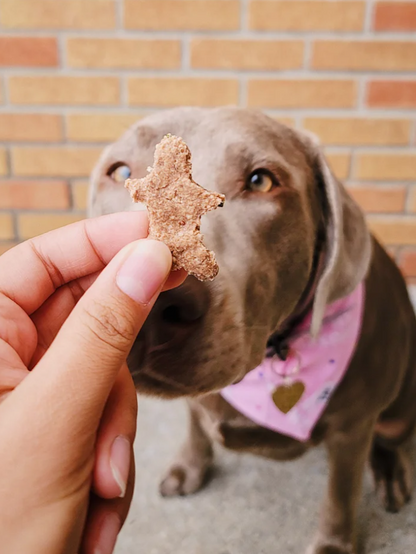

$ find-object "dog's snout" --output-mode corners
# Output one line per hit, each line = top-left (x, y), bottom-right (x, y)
(147, 277), (210, 348)
(160, 277), (210, 323)
(161, 279), (209, 324)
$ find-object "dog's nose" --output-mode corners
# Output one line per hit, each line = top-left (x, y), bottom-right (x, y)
(146, 276), (210, 347)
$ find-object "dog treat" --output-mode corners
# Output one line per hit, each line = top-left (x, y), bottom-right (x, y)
(125, 134), (225, 281)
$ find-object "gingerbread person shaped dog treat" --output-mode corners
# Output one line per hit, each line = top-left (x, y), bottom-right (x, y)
(125, 135), (225, 281)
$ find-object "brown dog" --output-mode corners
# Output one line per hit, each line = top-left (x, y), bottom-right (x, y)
(89, 107), (416, 554)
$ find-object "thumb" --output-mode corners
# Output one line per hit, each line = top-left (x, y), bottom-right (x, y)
(17, 239), (172, 428)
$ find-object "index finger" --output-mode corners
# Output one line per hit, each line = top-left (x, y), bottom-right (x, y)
(0, 212), (149, 315)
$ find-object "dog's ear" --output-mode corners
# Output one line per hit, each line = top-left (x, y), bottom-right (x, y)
(303, 136), (372, 336)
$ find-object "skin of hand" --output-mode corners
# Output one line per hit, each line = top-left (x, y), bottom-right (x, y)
(0, 212), (186, 554)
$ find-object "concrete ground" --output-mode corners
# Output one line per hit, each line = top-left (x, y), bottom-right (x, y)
(116, 397), (416, 554)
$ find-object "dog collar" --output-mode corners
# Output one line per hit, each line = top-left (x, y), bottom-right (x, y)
(269, 242), (328, 361)
(220, 282), (365, 442)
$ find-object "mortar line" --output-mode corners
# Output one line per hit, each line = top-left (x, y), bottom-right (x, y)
(1, 29), (416, 40)
(364, 0), (376, 33)
(239, 77), (247, 108)
(182, 36), (190, 71)
(115, 0), (123, 30)
(240, 0), (249, 31)
(57, 32), (66, 70)
(3, 67), (416, 79)
(303, 39), (312, 71)
(411, 120), (416, 146)
(357, 77), (368, 112)
(1, 106), (416, 119)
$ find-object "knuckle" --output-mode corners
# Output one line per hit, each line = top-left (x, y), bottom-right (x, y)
(82, 298), (137, 354)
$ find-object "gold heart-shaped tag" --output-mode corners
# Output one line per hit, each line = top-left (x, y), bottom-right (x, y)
(272, 381), (305, 414)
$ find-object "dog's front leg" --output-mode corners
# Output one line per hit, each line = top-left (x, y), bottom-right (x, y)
(159, 399), (214, 497)
(307, 419), (375, 554)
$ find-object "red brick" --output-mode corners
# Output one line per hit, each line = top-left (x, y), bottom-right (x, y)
(368, 217), (416, 245)
(303, 117), (411, 146)
(67, 38), (181, 69)
(128, 78), (239, 107)
(0, 114), (62, 142)
(0, 180), (69, 209)
(66, 113), (140, 142)
(374, 2), (416, 31)
(248, 80), (357, 108)
(312, 41), (416, 71)
(9, 76), (120, 106)
(191, 39), (304, 70)
(249, 1), (365, 31)
(355, 152), (416, 180)
(408, 187), (416, 213)
(0, 37), (58, 67)
(123, 0), (240, 31)
(12, 147), (102, 177)
(71, 181), (88, 211)
(347, 185), (406, 213)
(399, 249), (416, 277)
(0, 148), (8, 176)
(325, 153), (351, 180)
(367, 81), (416, 108)
(0, 214), (14, 240)
(0, 0), (116, 30)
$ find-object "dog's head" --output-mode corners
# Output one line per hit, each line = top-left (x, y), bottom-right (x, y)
(89, 107), (371, 398)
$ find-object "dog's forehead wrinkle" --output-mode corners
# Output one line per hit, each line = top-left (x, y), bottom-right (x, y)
(134, 124), (159, 148)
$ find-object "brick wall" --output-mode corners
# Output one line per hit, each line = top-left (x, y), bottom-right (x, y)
(0, 0), (415, 282)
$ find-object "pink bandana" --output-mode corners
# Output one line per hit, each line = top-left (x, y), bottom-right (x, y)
(220, 283), (365, 442)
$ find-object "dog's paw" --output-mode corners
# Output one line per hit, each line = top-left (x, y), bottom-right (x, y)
(370, 442), (412, 513)
(305, 537), (355, 554)
(159, 463), (210, 497)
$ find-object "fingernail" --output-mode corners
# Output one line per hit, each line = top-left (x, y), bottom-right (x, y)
(116, 240), (172, 305)
(110, 435), (131, 498)
(94, 512), (121, 554)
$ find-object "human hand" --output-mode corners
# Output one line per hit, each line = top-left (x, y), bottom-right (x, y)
(0, 212), (186, 554)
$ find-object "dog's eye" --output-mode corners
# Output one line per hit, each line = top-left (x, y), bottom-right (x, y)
(108, 163), (131, 183)
(246, 170), (278, 193)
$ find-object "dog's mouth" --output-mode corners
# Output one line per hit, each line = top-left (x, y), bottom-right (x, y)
(131, 370), (193, 399)
(127, 327), (247, 399)
(126, 278), (259, 399)
(131, 359), (222, 399)
(127, 335), (204, 398)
